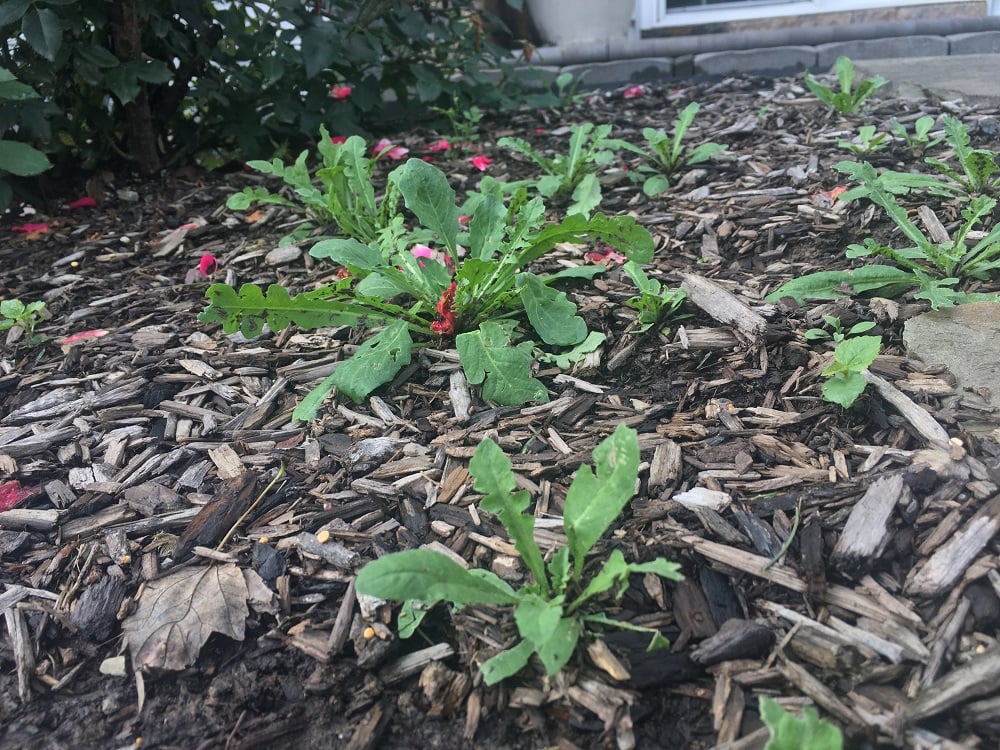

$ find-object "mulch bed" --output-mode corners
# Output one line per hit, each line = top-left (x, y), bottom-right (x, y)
(2, 71), (1000, 750)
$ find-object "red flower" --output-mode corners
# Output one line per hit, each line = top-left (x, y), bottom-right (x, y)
(330, 135), (348, 145)
(330, 85), (352, 100)
(68, 196), (97, 209)
(431, 282), (457, 336)
(428, 138), (451, 152)
(469, 155), (492, 172)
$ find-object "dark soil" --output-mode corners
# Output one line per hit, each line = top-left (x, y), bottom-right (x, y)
(2, 71), (1000, 750)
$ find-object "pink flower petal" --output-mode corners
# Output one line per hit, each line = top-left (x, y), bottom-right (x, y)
(623, 85), (645, 99)
(198, 253), (220, 276)
(11, 223), (50, 233)
(68, 196), (97, 209)
(428, 139), (451, 152)
(0, 480), (39, 512)
(330, 135), (348, 145)
(469, 156), (492, 172)
(585, 248), (627, 266)
(330, 85), (352, 100)
(458, 214), (471, 226)
(58, 329), (109, 346)
(411, 244), (434, 259)
(372, 138), (409, 160)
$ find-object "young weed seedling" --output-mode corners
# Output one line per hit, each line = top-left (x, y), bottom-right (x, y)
(623, 261), (687, 333)
(355, 425), (683, 685)
(925, 115), (1000, 196)
(227, 128), (400, 245)
(1, 298), (47, 345)
(803, 315), (875, 343)
(803, 56), (887, 115)
(553, 70), (592, 107)
(498, 122), (625, 217)
(431, 97), (483, 151)
(889, 115), (944, 152)
(759, 697), (843, 750)
(837, 125), (889, 156)
(821, 335), (881, 409)
(619, 102), (727, 196)
(767, 160), (1000, 309)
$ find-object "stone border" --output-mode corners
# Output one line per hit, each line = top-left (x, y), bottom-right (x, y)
(506, 21), (1000, 87)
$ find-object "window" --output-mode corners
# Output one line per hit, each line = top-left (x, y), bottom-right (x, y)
(637, 0), (986, 31)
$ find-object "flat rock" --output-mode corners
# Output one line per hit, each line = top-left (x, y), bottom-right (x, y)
(902, 302), (1000, 435)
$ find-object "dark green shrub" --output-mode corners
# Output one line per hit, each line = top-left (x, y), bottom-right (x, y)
(0, 0), (541, 175)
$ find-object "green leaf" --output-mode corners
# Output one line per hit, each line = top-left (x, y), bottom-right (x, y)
(0, 0), (31, 28)
(828, 335), (881, 372)
(525, 213), (654, 268)
(397, 600), (430, 639)
(822, 373), (868, 409)
(22, 7), (62, 62)
(532, 615), (578, 676)
(392, 158), (459, 256)
(104, 64), (140, 104)
(517, 273), (587, 346)
(355, 549), (518, 606)
(537, 331), (606, 370)
(0, 79), (39, 102)
(0, 139), (51, 176)
(309, 238), (384, 270)
(567, 172), (601, 217)
(765, 266), (917, 304)
(574, 550), (683, 610)
(199, 283), (393, 337)
(456, 322), (548, 405)
(514, 595), (563, 654)
(760, 697), (843, 750)
(563, 425), (639, 577)
(470, 439), (549, 590)
(481, 639), (534, 685)
(468, 194), (506, 261)
(642, 174), (670, 196)
(292, 372), (337, 422)
(331, 319), (412, 403)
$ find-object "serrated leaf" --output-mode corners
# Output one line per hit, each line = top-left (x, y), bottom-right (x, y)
(355, 549), (518, 606)
(567, 172), (601, 217)
(331, 320), (412, 403)
(563, 425), (639, 577)
(470, 439), (549, 588)
(765, 266), (917, 304)
(822, 372), (868, 408)
(830, 335), (881, 371)
(21, 7), (61, 62)
(199, 283), (391, 337)
(456, 321), (548, 405)
(518, 273), (586, 346)
(468, 193), (506, 261)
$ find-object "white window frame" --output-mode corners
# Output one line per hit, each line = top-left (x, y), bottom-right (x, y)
(636, 0), (991, 31)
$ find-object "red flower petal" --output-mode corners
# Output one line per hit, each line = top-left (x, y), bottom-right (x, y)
(68, 196), (97, 209)
(11, 223), (50, 233)
(0, 480), (40, 512)
(58, 329), (109, 346)
(198, 253), (220, 276)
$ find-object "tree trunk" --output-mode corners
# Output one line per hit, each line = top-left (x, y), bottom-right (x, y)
(109, 0), (161, 173)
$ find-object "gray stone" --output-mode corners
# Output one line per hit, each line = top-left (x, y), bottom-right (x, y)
(816, 36), (948, 67)
(562, 57), (672, 87)
(694, 46), (816, 76)
(855, 55), (1000, 107)
(902, 303), (1000, 435)
(948, 32), (1000, 55)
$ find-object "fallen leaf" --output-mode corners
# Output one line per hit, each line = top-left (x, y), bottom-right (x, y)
(0, 480), (40, 512)
(245, 210), (265, 224)
(122, 564), (249, 671)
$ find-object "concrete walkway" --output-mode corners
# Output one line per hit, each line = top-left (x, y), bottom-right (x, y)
(855, 55), (1000, 107)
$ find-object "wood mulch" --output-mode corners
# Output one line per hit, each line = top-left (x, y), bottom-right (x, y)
(2, 71), (1000, 749)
